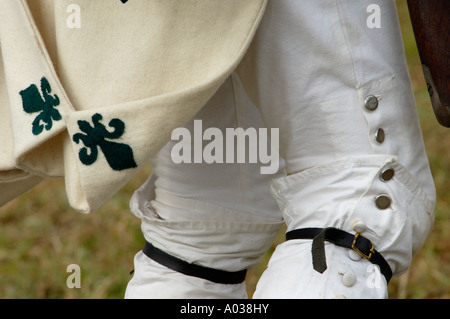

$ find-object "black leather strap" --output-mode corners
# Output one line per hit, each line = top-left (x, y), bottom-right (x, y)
(286, 227), (393, 283)
(142, 241), (247, 284)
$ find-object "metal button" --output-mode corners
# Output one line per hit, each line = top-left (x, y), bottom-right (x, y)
(352, 220), (367, 233)
(364, 95), (379, 111)
(375, 194), (392, 210)
(380, 168), (395, 182)
(375, 128), (385, 144)
(342, 271), (357, 287)
(348, 249), (362, 261)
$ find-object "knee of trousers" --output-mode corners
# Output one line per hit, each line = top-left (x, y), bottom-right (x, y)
(269, 155), (435, 277)
(139, 204), (283, 272)
(126, 196), (283, 298)
(128, 175), (284, 284)
(125, 251), (249, 299)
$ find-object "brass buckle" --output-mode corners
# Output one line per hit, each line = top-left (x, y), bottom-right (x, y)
(352, 232), (374, 260)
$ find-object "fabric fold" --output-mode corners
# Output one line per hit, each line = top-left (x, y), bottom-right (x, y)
(0, 0), (268, 213)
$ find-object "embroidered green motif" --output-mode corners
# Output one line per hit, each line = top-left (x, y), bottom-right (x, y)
(73, 113), (137, 171)
(20, 77), (61, 136)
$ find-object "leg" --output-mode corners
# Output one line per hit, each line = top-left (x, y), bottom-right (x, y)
(236, 0), (435, 298)
(125, 76), (285, 298)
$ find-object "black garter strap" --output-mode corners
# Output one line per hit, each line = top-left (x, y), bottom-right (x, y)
(142, 241), (247, 284)
(285, 227), (393, 283)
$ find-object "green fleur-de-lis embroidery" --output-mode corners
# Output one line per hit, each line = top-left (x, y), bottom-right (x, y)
(19, 77), (61, 136)
(72, 113), (137, 171)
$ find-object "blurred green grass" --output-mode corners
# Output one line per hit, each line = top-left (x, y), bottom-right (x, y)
(0, 1), (449, 298)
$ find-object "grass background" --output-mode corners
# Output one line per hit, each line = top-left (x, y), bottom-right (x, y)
(0, 1), (448, 298)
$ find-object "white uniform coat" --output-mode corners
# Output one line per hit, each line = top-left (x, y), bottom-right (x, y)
(0, 0), (266, 214)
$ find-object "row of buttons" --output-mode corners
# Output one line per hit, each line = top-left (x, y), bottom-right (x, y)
(334, 95), (394, 297)
(376, 167), (394, 209)
(335, 220), (370, 293)
(365, 95), (385, 144)
(337, 221), (368, 290)
(365, 95), (394, 210)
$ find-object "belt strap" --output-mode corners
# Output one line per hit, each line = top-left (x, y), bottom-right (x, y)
(285, 227), (393, 283)
(142, 241), (247, 284)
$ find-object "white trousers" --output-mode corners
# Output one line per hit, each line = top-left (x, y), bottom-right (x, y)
(125, 0), (435, 299)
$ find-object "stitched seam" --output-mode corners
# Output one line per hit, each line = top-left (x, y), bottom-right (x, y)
(19, 0), (75, 112)
(230, 74), (245, 206)
(335, 0), (375, 154)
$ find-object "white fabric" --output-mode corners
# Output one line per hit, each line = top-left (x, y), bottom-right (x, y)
(126, 75), (285, 299)
(249, 0), (435, 298)
(126, 0), (435, 299)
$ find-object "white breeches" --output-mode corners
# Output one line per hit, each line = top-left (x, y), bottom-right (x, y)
(125, 0), (435, 299)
